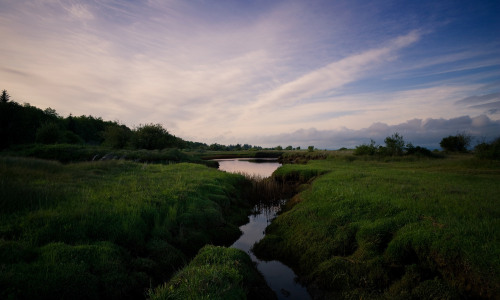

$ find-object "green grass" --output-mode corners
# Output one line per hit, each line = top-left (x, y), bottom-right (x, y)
(1, 144), (218, 167)
(149, 245), (276, 300)
(0, 157), (252, 299)
(254, 155), (500, 298)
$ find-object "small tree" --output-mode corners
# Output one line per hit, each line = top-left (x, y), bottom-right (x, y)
(132, 123), (174, 150)
(1, 90), (10, 103)
(102, 125), (131, 149)
(354, 139), (377, 155)
(440, 133), (471, 152)
(36, 122), (61, 144)
(384, 132), (405, 156)
(308, 146), (314, 152)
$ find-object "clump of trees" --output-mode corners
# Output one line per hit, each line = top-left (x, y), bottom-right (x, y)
(0, 90), (207, 151)
(440, 133), (471, 152)
(354, 133), (433, 157)
(474, 137), (500, 159)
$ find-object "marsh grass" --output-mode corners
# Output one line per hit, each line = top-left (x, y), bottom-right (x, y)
(234, 172), (291, 208)
(148, 245), (276, 300)
(0, 157), (251, 299)
(253, 155), (500, 298)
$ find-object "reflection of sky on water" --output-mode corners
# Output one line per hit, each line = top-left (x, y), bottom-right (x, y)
(231, 203), (310, 300)
(221, 159), (310, 299)
(215, 159), (281, 178)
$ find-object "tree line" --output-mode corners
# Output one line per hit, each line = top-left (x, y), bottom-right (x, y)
(0, 90), (201, 150)
(354, 132), (499, 159)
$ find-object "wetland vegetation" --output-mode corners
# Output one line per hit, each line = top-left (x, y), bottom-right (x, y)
(1, 93), (499, 299)
(255, 155), (500, 299)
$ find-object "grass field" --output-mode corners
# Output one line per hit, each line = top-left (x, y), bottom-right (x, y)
(0, 157), (252, 299)
(254, 154), (500, 299)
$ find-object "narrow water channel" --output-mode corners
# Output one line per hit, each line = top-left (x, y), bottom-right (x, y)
(215, 158), (311, 300)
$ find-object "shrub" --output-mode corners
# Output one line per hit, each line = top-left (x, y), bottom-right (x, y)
(440, 133), (471, 152)
(354, 139), (377, 156)
(102, 125), (131, 149)
(406, 144), (433, 157)
(131, 124), (175, 150)
(384, 132), (405, 156)
(35, 122), (61, 144)
(475, 137), (500, 159)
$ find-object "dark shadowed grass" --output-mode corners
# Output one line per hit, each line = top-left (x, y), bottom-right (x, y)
(254, 155), (500, 298)
(0, 157), (252, 299)
(148, 245), (276, 300)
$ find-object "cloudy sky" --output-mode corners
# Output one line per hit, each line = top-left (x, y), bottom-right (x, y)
(1, 0), (499, 149)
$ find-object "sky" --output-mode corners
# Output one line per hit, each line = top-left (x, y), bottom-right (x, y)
(1, 0), (499, 149)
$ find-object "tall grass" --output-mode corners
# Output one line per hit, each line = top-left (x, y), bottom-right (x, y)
(0, 157), (251, 299)
(235, 171), (291, 208)
(148, 245), (276, 300)
(253, 155), (500, 298)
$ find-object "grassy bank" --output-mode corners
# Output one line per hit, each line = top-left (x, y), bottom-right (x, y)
(1, 144), (218, 167)
(149, 245), (276, 299)
(254, 155), (500, 298)
(0, 157), (252, 299)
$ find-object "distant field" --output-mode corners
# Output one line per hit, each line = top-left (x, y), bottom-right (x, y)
(255, 155), (500, 299)
(0, 157), (251, 299)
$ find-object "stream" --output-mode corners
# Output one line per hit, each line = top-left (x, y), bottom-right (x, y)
(215, 158), (311, 300)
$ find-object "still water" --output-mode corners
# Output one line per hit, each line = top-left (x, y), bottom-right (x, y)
(215, 158), (311, 300)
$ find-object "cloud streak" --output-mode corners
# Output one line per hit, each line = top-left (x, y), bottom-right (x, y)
(251, 31), (421, 110)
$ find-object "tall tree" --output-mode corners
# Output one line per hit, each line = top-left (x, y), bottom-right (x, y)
(1, 90), (10, 103)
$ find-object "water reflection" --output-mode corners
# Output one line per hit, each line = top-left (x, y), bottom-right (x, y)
(215, 158), (280, 178)
(215, 158), (311, 300)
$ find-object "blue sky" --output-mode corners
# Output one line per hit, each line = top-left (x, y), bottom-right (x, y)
(1, 0), (499, 149)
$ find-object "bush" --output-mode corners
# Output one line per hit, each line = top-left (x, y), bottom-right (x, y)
(440, 133), (471, 152)
(475, 137), (500, 159)
(406, 144), (433, 157)
(102, 125), (131, 149)
(35, 122), (61, 144)
(384, 132), (405, 156)
(354, 139), (377, 156)
(131, 124), (175, 150)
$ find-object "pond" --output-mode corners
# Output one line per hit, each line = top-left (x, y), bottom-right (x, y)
(214, 158), (311, 300)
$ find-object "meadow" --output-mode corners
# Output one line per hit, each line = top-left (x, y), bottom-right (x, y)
(254, 154), (500, 299)
(0, 157), (253, 299)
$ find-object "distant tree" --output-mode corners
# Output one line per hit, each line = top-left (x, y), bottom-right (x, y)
(474, 137), (500, 159)
(406, 143), (433, 157)
(384, 132), (406, 156)
(102, 125), (131, 149)
(132, 123), (174, 150)
(308, 146), (314, 152)
(36, 122), (61, 144)
(354, 139), (377, 155)
(440, 133), (471, 152)
(44, 107), (59, 118)
(296, 146), (300, 150)
(1, 90), (10, 103)
(285, 145), (293, 150)
(275, 145), (283, 150)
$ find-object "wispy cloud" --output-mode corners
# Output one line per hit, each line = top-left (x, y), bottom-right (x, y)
(250, 31), (421, 111)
